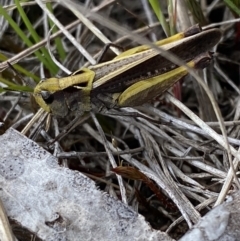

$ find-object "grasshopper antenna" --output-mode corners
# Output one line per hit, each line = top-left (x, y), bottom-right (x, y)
(97, 43), (124, 63)
(7, 62), (36, 89)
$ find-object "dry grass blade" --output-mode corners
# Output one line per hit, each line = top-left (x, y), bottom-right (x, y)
(1, 0), (240, 240)
(0, 199), (16, 241)
(112, 166), (178, 212)
(35, 0), (96, 65)
(90, 112), (127, 204)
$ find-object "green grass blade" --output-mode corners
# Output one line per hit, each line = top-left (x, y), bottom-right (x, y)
(185, 0), (208, 25)
(0, 4), (57, 76)
(224, 0), (240, 16)
(14, 0), (58, 73)
(0, 77), (33, 92)
(46, 2), (66, 61)
(0, 53), (40, 82)
(167, 0), (177, 35)
(148, 0), (170, 37)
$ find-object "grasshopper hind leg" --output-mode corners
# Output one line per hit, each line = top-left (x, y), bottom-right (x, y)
(90, 92), (121, 113)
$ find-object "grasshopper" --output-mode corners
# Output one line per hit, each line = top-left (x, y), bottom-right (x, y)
(33, 25), (221, 118)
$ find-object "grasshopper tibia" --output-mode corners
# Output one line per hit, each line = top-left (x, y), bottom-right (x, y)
(183, 24), (202, 37)
(193, 52), (214, 69)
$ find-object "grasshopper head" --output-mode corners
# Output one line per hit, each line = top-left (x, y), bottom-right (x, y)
(33, 75), (93, 118)
(33, 77), (69, 117)
(34, 78), (55, 113)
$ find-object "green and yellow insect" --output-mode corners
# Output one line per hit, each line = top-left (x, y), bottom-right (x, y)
(33, 25), (221, 118)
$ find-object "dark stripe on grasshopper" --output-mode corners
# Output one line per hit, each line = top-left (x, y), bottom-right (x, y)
(85, 25), (205, 85)
(91, 29), (221, 95)
(117, 52), (213, 107)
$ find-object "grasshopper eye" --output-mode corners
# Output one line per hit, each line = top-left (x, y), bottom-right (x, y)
(41, 91), (54, 104)
(38, 78), (47, 84)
